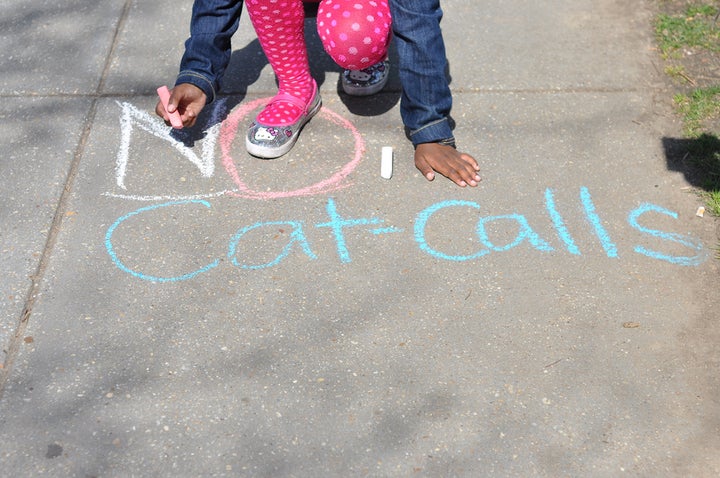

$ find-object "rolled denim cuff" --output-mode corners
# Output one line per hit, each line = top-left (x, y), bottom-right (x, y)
(175, 70), (216, 104)
(408, 117), (454, 146)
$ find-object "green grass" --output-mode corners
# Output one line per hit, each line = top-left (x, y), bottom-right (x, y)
(655, 3), (720, 223)
(673, 89), (720, 193)
(674, 86), (720, 137)
(655, 4), (720, 55)
(704, 189), (720, 215)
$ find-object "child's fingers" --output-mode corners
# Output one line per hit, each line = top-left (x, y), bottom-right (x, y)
(155, 100), (170, 124)
(460, 152), (481, 171)
(415, 143), (480, 187)
(166, 90), (181, 115)
(414, 156), (436, 181)
(166, 84), (207, 128)
(181, 108), (198, 128)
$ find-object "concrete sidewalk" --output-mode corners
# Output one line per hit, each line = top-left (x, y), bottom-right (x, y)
(1, 0), (719, 476)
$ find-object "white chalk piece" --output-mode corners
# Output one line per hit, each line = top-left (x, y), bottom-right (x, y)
(381, 146), (393, 179)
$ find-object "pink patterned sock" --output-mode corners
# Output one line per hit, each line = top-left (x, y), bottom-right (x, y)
(246, 0), (315, 126)
(317, 0), (391, 70)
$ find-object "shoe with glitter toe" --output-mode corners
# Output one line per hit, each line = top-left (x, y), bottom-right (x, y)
(246, 85), (322, 159)
(342, 60), (389, 96)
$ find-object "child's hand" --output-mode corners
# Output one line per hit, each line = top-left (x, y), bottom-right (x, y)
(414, 142), (481, 187)
(155, 84), (207, 128)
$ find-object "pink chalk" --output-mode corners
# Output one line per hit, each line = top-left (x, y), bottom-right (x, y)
(156, 85), (183, 129)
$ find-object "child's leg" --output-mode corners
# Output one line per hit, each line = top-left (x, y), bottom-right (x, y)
(246, 0), (316, 126)
(316, 0), (391, 70)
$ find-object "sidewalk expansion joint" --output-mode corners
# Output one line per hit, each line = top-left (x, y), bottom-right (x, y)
(0, 0), (134, 400)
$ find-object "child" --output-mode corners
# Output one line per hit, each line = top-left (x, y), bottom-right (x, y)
(157, 0), (480, 187)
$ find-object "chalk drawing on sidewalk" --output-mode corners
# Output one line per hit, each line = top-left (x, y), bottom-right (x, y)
(545, 188), (581, 256)
(105, 189), (709, 283)
(115, 101), (218, 190)
(103, 189), (237, 202)
(105, 200), (221, 283)
(628, 203), (705, 266)
(109, 98), (364, 201)
(220, 98), (365, 200)
(103, 100), (709, 283)
(580, 186), (618, 258)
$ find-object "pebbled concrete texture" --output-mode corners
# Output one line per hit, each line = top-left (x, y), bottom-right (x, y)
(1, 0), (719, 477)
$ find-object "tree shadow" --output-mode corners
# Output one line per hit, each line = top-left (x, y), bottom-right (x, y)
(662, 133), (720, 191)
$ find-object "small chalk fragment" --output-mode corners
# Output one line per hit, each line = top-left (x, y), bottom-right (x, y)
(696, 206), (705, 217)
(156, 85), (183, 129)
(381, 146), (393, 179)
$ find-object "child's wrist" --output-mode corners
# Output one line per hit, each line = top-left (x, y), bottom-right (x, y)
(415, 137), (456, 149)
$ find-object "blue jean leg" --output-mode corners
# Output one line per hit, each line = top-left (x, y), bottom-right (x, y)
(178, 0), (245, 103)
(389, 0), (454, 145)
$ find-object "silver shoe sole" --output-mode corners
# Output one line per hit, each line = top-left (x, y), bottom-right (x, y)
(246, 93), (323, 159)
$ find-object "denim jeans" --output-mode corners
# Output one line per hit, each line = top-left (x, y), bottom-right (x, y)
(389, 0), (454, 146)
(177, 0), (454, 146)
(177, 0), (244, 104)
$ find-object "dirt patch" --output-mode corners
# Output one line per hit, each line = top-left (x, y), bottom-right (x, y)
(654, 0), (720, 90)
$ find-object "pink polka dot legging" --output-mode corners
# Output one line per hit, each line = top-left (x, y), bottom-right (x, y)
(246, 0), (391, 125)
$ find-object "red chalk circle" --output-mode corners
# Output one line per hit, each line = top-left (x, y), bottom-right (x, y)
(220, 98), (365, 200)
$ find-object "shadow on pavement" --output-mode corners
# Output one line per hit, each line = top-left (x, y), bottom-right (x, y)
(663, 133), (720, 191)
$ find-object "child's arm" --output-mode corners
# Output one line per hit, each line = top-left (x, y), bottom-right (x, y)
(156, 0), (243, 125)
